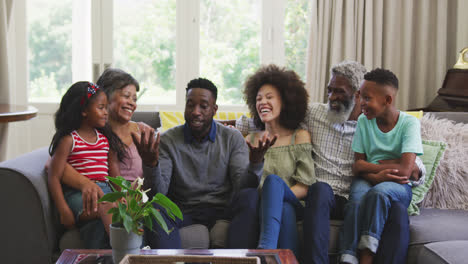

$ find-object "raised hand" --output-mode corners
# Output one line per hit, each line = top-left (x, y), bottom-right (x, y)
(131, 128), (160, 168)
(247, 131), (278, 163)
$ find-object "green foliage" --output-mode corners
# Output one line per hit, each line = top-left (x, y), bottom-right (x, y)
(28, 0), (72, 100)
(99, 176), (183, 236)
(199, 0), (260, 105)
(285, 0), (311, 82)
(28, 0), (310, 103)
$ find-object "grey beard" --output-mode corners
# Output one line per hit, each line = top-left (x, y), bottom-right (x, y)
(326, 98), (355, 124)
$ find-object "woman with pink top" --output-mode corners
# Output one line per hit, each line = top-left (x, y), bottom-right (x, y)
(55, 68), (152, 248)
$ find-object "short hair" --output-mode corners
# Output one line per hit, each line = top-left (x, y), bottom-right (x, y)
(364, 68), (399, 90)
(330, 61), (367, 92)
(186, 78), (218, 100)
(96, 68), (140, 99)
(244, 64), (309, 130)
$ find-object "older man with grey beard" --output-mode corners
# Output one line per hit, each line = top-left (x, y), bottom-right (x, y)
(235, 61), (411, 264)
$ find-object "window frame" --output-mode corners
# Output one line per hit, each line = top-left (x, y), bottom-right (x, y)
(27, 0), (302, 113)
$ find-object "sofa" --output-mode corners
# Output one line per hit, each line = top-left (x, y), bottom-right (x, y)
(0, 111), (467, 264)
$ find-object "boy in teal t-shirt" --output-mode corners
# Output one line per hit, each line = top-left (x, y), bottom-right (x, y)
(339, 68), (426, 264)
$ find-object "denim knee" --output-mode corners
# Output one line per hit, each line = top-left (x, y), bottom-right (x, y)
(305, 182), (334, 205)
(263, 174), (283, 188)
(364, 189), (391, 209)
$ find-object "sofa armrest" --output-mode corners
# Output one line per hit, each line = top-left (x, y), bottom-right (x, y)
(0, 147), (58, 263)
(131, 111), (161, 130)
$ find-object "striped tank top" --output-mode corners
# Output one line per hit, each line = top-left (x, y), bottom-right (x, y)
(67, 130), (109, 181)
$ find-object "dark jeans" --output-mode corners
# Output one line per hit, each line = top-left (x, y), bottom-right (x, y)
(145, 188), (260, 249)
(303, 182), (410, 264)
(79, 219), (110, 249)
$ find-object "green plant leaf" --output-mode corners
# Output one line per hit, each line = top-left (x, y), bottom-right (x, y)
(152, 193), (183, 220)
(144, 215), (153, 231)
(98, 192), (125, 203)
(149, 207), (170, 234)
(106, 176), (126, 188)
(122, 213), (133, 234)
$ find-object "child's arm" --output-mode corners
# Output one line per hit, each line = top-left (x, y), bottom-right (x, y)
(354, 152), (416, 177)
(353, 152), (411, 185)
(48, 135), (75, 229)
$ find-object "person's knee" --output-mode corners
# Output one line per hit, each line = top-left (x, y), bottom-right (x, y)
(263, 174), (282, 187)
(306, 182), (333, 203)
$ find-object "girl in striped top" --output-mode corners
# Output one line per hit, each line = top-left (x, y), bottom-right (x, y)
(48, 81), (127, 235)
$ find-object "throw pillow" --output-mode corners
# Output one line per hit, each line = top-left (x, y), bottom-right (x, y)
(419, 113), (468, 210)
(407, 140), (446, 215)
(405, 110), (424, 119)
(159, 111), (250, 132)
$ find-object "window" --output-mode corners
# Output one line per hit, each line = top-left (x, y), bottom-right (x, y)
(199, 0), (261, 105)
(27, 0), (73, 102)
(284, 0), (310, 82)
(27, 0), (311, 110)
(113, 0), (176, 105)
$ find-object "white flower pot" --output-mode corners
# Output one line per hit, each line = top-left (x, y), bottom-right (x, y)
(109, 224), (142, 264)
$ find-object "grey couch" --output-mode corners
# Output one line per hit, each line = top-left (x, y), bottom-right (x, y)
(0, 111), (467, 264)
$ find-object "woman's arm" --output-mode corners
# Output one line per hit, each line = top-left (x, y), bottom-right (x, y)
(48, 135), (75, 228)
(291, 129), (314, 200)
(59, 160), (104, 215)
(108, 150), (121, 178)
(290, 182), (309, 200)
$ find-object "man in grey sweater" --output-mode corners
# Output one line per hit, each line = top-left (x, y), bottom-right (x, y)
(133, 77), (276, 249)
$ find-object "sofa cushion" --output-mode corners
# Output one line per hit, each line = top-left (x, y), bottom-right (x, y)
(417, 240), (468, 264)
(420, 114), (468, 210)
(409, 208), (468, 246)
(159, 111), (249, 132)
(408, 140), (447, 215)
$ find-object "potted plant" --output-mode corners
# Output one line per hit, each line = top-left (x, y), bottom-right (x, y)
(99, 176), (183, 263)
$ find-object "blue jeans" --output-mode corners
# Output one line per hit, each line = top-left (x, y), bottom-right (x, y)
(63, 181), (113, 249)
(145, 188), (259, 249)
(258, 174), (303, 257)
(339, 179), (412, 264)
(302, 182), (410, 264)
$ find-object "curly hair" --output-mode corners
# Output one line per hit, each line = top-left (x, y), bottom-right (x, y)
(244, 64), (309, 130)
(96, 68), (140, 99)
(364, 68), (399, 90)
(330, 61), (367, 92)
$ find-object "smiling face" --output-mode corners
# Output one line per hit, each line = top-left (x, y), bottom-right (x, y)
(359, 80), (388, 119)
(184, 88), (218, 139)
(256, 84), (282, 124)
(326, 74), (356, 123)
(108, 84), (137, 123)
(83, 91), (108, 128)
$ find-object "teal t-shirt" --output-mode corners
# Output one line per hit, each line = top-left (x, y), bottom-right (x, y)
(352, 111), (423, 164)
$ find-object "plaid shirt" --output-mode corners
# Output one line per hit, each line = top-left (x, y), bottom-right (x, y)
(236, 103), (356, 198)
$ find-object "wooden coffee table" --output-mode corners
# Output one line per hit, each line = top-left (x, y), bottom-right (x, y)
(57, 248), (299, 264)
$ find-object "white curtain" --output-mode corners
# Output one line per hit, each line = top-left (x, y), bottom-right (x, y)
(305, 0), (458, 110)
(0, 0), (13, 161)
